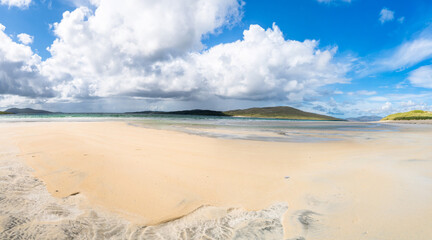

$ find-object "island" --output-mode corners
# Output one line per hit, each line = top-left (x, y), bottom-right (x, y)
(129, 106), (343, 121)
(1, 106), (341, 120)
(4, 108), (53, 114)
(381, 110), (432, 121)
(223, 106), (342, 120)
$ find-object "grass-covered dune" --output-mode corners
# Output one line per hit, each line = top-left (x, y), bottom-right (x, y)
(381, 110), (432, 121)
(224, 106), (342, 121)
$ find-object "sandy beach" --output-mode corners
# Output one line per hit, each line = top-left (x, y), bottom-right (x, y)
(1, 121), (432, 239)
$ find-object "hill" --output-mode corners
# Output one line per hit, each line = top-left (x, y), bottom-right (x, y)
(381, 110), (432, 121)
(346, 115), (383, 122)
(129, 106), (341, 120)
(223, 106), (342, 121)
(0, 111), (13, 114)
(5, 108), (53, 114)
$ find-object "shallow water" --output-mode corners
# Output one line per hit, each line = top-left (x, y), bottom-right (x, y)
(0, 113), (400, 142)
(0, 143), (288, 240)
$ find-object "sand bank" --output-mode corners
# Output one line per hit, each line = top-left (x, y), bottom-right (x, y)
(2, 121), (432, 239)
(380, 119), (432, 124)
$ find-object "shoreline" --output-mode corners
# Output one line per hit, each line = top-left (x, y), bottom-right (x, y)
(2, 121), (432, 239)
(380, 119), (432, 124)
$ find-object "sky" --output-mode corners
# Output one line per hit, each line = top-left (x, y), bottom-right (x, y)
(0, 0), (432, 117)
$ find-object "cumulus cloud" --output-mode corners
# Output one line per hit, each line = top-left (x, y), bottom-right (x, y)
(408, 65), (432, 88)
(37, 0), (347, 103)
(0, 24), (53, 98)
(379, 8), (394, 24)
(43, 19), (348, 102)
(1, 0), (349, 111)
(0, 0), (31, 8)
(17, 33), (33, 45)
(41, 0), (244, 99)
(193, 24), (348, 101)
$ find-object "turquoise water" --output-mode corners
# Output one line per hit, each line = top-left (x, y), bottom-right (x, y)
(0, 113), (398, 142)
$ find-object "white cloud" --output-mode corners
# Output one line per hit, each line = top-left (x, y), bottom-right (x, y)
(0, 0), (31, 8)
(40, 0), (244, 99)
(390, 38), (432, 68)
(0, 0), (349, 111)
(37, 1), (347, 103)
(373, 29), (432, 71)
(193, 24), (348, 101)
(348, 90), (376, 96)
(17, 33), (33, 45)
(0, 24), (52, 98)
(356, 27), (432, 78)
(408, 65), (432, 88)
(379, 8), (394, 24)
(400, 100), (415, 107)
(43, 22), (347, 101)
(0, 94), (46, 109)
(381, 101), (392, 111)
(398, 16), (405, 24)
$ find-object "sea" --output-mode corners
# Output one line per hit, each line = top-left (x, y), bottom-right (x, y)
(0, 113), (398, 142)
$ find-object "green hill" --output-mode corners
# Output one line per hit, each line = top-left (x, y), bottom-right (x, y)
(223, 106), (342, 121)
(0, 111), (13, 114)
(381, 110), (432, 121)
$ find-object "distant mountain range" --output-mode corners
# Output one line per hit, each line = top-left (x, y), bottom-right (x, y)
(129, 106), (343, 121)
(7, 107), (432, 122)
(1, 106), (344, 121)
(346, 115), (383, 122)
(4, 108), (53, 114)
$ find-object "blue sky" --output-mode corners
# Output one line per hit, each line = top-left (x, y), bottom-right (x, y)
(0, 0), (431, 116)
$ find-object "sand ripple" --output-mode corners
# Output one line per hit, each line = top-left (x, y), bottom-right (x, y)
(0, 151), (287, 240)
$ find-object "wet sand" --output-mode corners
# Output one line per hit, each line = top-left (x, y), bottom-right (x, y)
(1, 121), (432, 239)
(380, 119), (432, 124)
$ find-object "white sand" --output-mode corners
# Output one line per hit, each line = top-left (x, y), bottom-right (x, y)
(2, 121), (432, 239)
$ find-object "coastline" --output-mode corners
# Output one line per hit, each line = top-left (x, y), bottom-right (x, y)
(1, 121), (432, 239)
(380, 119), (432, 124)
